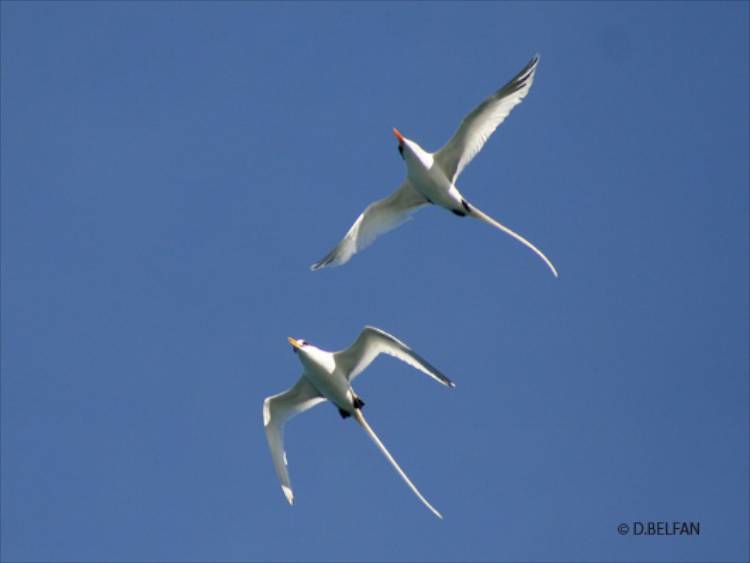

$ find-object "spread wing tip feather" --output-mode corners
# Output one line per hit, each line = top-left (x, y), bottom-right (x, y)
(310, 250), (344, 271)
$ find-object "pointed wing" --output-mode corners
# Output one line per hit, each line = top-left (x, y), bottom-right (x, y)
(263, 376), (326, 505)
(310, 181), (429, 270)
(334, 326), (455, 387)
(435, 55), (540, 184)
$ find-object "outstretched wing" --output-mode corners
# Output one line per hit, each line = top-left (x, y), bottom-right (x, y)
(334, 326), (455, 387)
(311, 181), (429, 270)
(263, 376), (326, 505)
(435, 55), (540, 184)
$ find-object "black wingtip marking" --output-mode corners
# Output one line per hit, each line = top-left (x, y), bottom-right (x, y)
(451, 209), (466, 217)
(311, 255), (334, 271)
(338, 408), (351, 419)
(503, 56), (539, 96)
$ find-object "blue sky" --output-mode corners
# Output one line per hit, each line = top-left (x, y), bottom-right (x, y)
(1, 2), (748, 561)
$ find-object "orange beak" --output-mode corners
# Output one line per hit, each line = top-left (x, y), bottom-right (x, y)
(287, 337), (303, 350)
(392, 127), (405, 143)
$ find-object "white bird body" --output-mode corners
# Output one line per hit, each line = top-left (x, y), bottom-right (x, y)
(295, 345), (358, 414)
(263, 327), (455, 518)
(399, 138), (469, 213)
(312, 55), (558, 277)
(400, 144), (461, 211)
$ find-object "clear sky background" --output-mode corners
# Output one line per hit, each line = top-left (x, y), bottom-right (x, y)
(1, 2), (748, 562)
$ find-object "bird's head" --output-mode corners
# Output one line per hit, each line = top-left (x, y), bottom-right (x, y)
(393, 127), (408, 160)
(393, 128), (432, 169)
(288, 337), (309, 354)
(288, 336), (333, 371)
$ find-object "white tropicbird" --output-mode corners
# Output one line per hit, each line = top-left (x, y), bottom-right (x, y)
(263, 326), (455, 519)
(311, 54), (557, 277)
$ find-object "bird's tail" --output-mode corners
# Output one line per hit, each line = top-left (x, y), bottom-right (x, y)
(463, 199), (558, 277)
(352, 409), (443, 519)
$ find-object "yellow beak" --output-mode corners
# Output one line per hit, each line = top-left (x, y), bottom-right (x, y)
(288, 337), (303, 350)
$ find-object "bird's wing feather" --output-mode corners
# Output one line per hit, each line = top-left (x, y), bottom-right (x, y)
(310, 181), (429, 270)
(334, 326), (455, 387)
(435, 55), (540, 184)
(263, 376), (326, 505)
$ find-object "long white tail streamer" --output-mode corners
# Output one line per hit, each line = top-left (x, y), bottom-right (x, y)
(353, 409), (443, 519)
(468, 202), (558, 277)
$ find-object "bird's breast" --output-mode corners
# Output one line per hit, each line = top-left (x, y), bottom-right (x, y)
(409, 166), (461, 210)
(305, 366), (353, 411)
